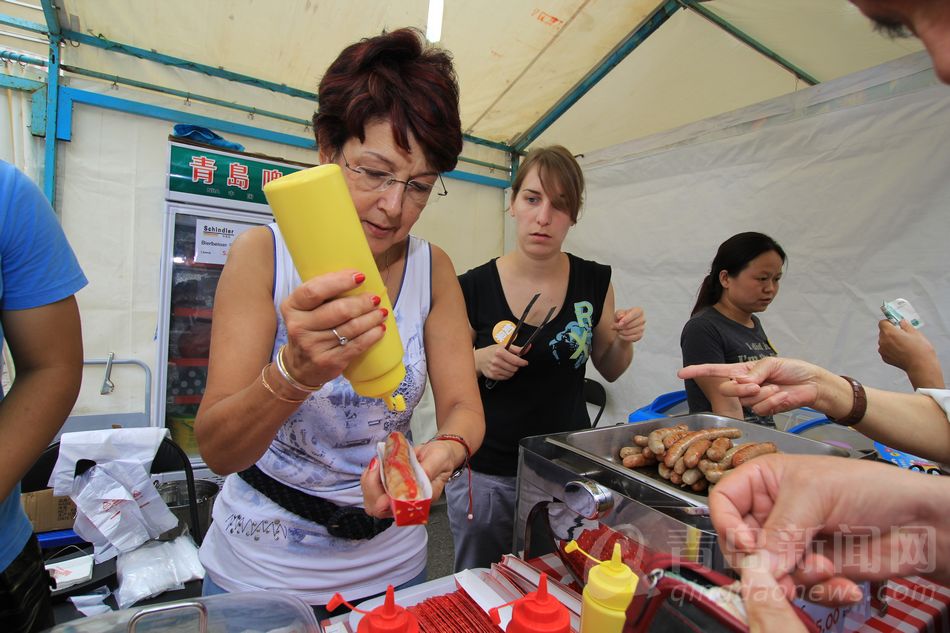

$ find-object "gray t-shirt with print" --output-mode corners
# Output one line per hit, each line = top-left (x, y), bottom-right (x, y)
(680, 307), (777, 426)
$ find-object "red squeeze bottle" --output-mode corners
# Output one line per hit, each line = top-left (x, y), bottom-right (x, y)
(489, 573), (571, 633)
(328, 585), (419, 633)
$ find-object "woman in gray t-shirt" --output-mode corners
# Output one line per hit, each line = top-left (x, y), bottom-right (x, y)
(681, 232), (786, 425)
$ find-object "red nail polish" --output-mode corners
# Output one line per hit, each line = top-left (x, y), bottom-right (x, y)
(380, 307), (389, 318)
(372, 295), (381, 306)
(354, 273), (366, 284)
(369, 457), (378, 470)
(380, 323), (387, 332)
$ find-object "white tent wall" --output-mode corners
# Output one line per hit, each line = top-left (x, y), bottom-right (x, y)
(562, 51), (950, 424)
(5, 74), (506, 418)
(515, 1), (924, 154)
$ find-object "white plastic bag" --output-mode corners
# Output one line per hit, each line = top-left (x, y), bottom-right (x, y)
(114, 535), (205, 609)
(115, 541), (182, 609)
(51, 428), (168, 495)
(70, 462), (178, 562)
(54, 428), (178, 562)
(71, 468), (148, 562)
(167, 534), (205, 583)
(99, 461), (178, 539)
(68, 585), (113, 617)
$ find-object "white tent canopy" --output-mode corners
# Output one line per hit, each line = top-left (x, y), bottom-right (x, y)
(0, 0), (926, 152)
(0, 1), (946, 425)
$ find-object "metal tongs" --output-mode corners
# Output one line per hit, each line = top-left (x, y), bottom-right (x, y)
(485, 292), (557, 390)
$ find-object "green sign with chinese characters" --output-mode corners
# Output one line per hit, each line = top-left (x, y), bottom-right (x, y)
(168, 142), (309, 212)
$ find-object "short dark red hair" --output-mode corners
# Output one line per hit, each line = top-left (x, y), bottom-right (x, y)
(313, 28), (462, 173)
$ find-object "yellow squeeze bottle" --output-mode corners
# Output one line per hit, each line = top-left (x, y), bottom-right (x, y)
(565, 541), (639, 633)
(262, 164), (406, 411)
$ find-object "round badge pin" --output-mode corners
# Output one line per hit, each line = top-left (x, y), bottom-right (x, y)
(492, 320), (516, 345)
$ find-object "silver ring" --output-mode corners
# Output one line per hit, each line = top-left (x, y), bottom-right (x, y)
(331, 328), (348, 346)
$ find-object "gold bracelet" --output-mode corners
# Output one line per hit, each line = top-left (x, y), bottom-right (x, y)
(260, 364), (308, 404)
(275, 344), (324, 392)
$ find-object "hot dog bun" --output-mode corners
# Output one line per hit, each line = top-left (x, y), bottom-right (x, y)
(383, 431), (421, 501)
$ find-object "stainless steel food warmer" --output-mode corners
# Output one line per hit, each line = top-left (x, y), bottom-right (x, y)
(514, 413), (864, 574)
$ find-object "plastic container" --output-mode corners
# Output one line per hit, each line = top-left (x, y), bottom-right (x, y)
(565, 541), (638, 633)
(158, 479), (219, 541)
(263, 164), (406, 411)
(489, 573), (571, 633)
(329, 585), (419, 633)
(167, 415), (198, 456)
(47, 590), (320, 632)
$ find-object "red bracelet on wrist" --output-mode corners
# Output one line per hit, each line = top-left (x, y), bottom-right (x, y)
(430, 434), (471, 465)
(428, 434), (474, 520)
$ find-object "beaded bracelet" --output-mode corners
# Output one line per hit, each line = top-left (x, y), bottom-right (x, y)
(275, 344), (324, 393)
(260, 364), (308, 404)
(428, 433), (474, 520)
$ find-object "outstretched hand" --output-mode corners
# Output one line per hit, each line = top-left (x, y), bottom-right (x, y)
(678, 357), (826, 417)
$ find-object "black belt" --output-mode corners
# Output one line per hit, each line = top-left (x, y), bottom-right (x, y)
(236, 464), (393, 541)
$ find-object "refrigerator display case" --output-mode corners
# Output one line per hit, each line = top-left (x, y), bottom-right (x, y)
(156, 139), (311, 464)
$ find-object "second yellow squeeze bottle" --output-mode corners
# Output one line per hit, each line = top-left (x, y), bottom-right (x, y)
(564, 540), (639, 633)
(262, 164), (406, 412)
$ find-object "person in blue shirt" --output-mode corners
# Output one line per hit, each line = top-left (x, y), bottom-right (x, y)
(0, 161), (86, 633)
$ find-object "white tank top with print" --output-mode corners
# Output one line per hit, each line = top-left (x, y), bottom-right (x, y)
(199, 226), (431, 605)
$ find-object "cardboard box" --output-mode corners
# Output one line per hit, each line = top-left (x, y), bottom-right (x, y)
(20, 488), (77, 532)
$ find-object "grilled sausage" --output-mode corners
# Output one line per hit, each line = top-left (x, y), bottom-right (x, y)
(663, 428), (691, 449)
(706, 437), (733, 462)
(623, 453), (656, 468)
(634, 435), (650, 447)
(664, 428), (742, 468)
(717, 445), (744, 468)
(684, 439), (711, 469)
(619, 446), (642, 458)
(674, 457), (688, 475)
(658, 462), (672, 479)
(731, 442), (779, 467)
(682, 467), (703, 486)
(704, 466), (727, 483)
(691, 479), (709, 493)
(648, 425), (685, 455)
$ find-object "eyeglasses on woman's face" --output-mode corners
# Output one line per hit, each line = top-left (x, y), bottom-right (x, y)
(340, 151), (448, 206)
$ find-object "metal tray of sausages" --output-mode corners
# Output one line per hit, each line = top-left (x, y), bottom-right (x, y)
(543, 413), (859, 509)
